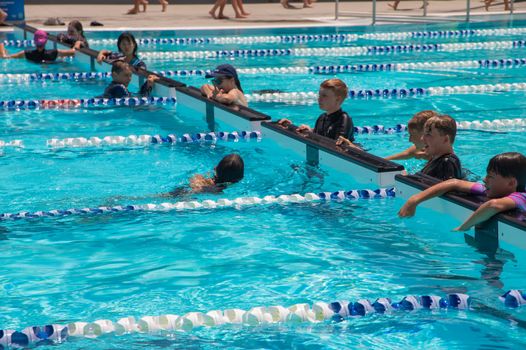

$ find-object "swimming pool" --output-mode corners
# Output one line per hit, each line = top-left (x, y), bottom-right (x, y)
(0, 18), (526, 349)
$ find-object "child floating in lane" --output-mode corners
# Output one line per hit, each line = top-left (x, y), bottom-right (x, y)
(200, 64), (247, 109)
(385, 110), (439, 161)
(0, 30), (76, 62)
(279, 78), (359, 149)
(416, 115), (463, 181)
(168, 154), (245, 196)
(399, 152), (526, 231)
(100, 61), (158, 99)
(97, 32), (146, 70)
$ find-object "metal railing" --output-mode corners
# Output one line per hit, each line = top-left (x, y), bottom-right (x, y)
(335, 0), (516, 24)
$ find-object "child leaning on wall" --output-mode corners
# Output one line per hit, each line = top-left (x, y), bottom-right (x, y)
(385, 110), (439, 161)
(415, 115), (463, 181)
(100, 61), (158, 99)
(399, 152), (526, 231)
(279, 78), (360, 149)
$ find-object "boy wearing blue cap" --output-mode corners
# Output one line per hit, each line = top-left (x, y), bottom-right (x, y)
(201, 64), (247, 109)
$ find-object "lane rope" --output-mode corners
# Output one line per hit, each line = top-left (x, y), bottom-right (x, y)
(0, 188), (396, 221)
(245, 82), (526, 103)
(139, 40), (526, 60)
(0, 292), (470, 347)
(47, 131), (262, 149)
(0, 97), (176, 110)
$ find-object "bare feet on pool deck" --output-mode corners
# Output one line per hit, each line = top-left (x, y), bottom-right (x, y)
(161, 0), (168, 12)
(388, 3), (398, 10)
(281, 0), (297, 9)
(127, 8), (139, 15)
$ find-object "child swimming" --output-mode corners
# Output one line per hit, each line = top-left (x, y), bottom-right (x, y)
(57, 20), (89, 49)
(169, 154), (245, 196)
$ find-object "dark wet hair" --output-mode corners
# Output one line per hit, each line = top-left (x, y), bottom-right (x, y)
(117, 32), (138, 56)
(487, 152), (526, 191)
(69, 20), (86, 41)
(111, 60), (131, 75)
(424, 114), (457, 144)
(408, 110), (440, 132)
(214, 154), (244, 185)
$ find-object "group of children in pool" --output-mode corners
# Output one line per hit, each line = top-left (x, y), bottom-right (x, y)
(2, 24), (524, 231)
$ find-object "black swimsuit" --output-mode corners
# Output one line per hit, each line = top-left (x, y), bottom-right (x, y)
(419, 153), (463, 180)
(313, 109), (354, 141)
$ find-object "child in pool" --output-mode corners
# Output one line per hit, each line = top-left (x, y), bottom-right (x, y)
(200, 64), (248, 109)
(100, 61), (158, 99)
(0, 30), (76, 62)
(279, 78), (359, 149)
(399, 152), (526, 231)
(169, 154), (245, 196)
(57, 20), (89, 49)
(385, 110), (439, 161)
(97, 32), (146, 70)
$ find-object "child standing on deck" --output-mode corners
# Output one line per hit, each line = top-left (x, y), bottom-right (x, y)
(399, 152), (526, 231)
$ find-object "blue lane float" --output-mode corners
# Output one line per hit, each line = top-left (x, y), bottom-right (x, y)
(500, 290), (526, 307)
(0, 188), (396, 222)
(47, 130), (262, 149)
(2, 57), (526, 84)
(139, 40), (526, 60)
(0, 293), (470, 347)
(0, 97), (176, 110)
(80, 27), (526, 48)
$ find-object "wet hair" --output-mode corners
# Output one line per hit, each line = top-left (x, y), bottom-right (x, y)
(214, 154), (244, 185)
(487, 152), (526, 191)
(424, 114), (457, 144)
(68, 20), (86, 41)
(111, 61), (131, 75)
(117, 32), (138, 56)
(320, 79), (348, 101)
(408, 110), (440, 132)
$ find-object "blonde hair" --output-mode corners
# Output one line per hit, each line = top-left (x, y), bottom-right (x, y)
(424, 115), (458, 144)
(320, 79), (348, 101)
(408, 110), (439, 132)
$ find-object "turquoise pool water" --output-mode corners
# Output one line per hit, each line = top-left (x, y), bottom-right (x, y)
(0, 19), (526, 349)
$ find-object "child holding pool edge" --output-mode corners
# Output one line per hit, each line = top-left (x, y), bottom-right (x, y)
(416, 115), (463, 181)
(97, 32), (146, 70)
(57, 20), (89, 50)
(385, 110), (439, 161)
(100, 61), (158, 99)
(201, 64), (248, 109)
(279, 78), (359, 149)
(399, 152), (526, 231)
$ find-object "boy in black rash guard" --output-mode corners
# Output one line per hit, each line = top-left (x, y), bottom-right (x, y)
(0, 30), (76, 62)
(417, 115), (463, 181)
(100, 61), (158, 99)
(278, 78), (359, 148)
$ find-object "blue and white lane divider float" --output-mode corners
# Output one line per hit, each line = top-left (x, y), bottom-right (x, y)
(353, 118), (526, 133)
(0, 71), (111, 83)
(47, 131), (262, 149)
(139, 40), (526, 59)
(0, 140), (23, 148)
(245, 82), (526, 103)
(0, 188), (395, 221)
(0, 293), (471, 347)
(79, 27), (526, 47)
(3, 57), (526, 83)
(0, 97), (176, 110)
(500, 290), (526, 307)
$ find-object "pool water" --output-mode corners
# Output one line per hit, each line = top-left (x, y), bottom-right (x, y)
(0, 18), (526, 349)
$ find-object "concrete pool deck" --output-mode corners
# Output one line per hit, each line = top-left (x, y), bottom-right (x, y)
(6, 1), (526, 31)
